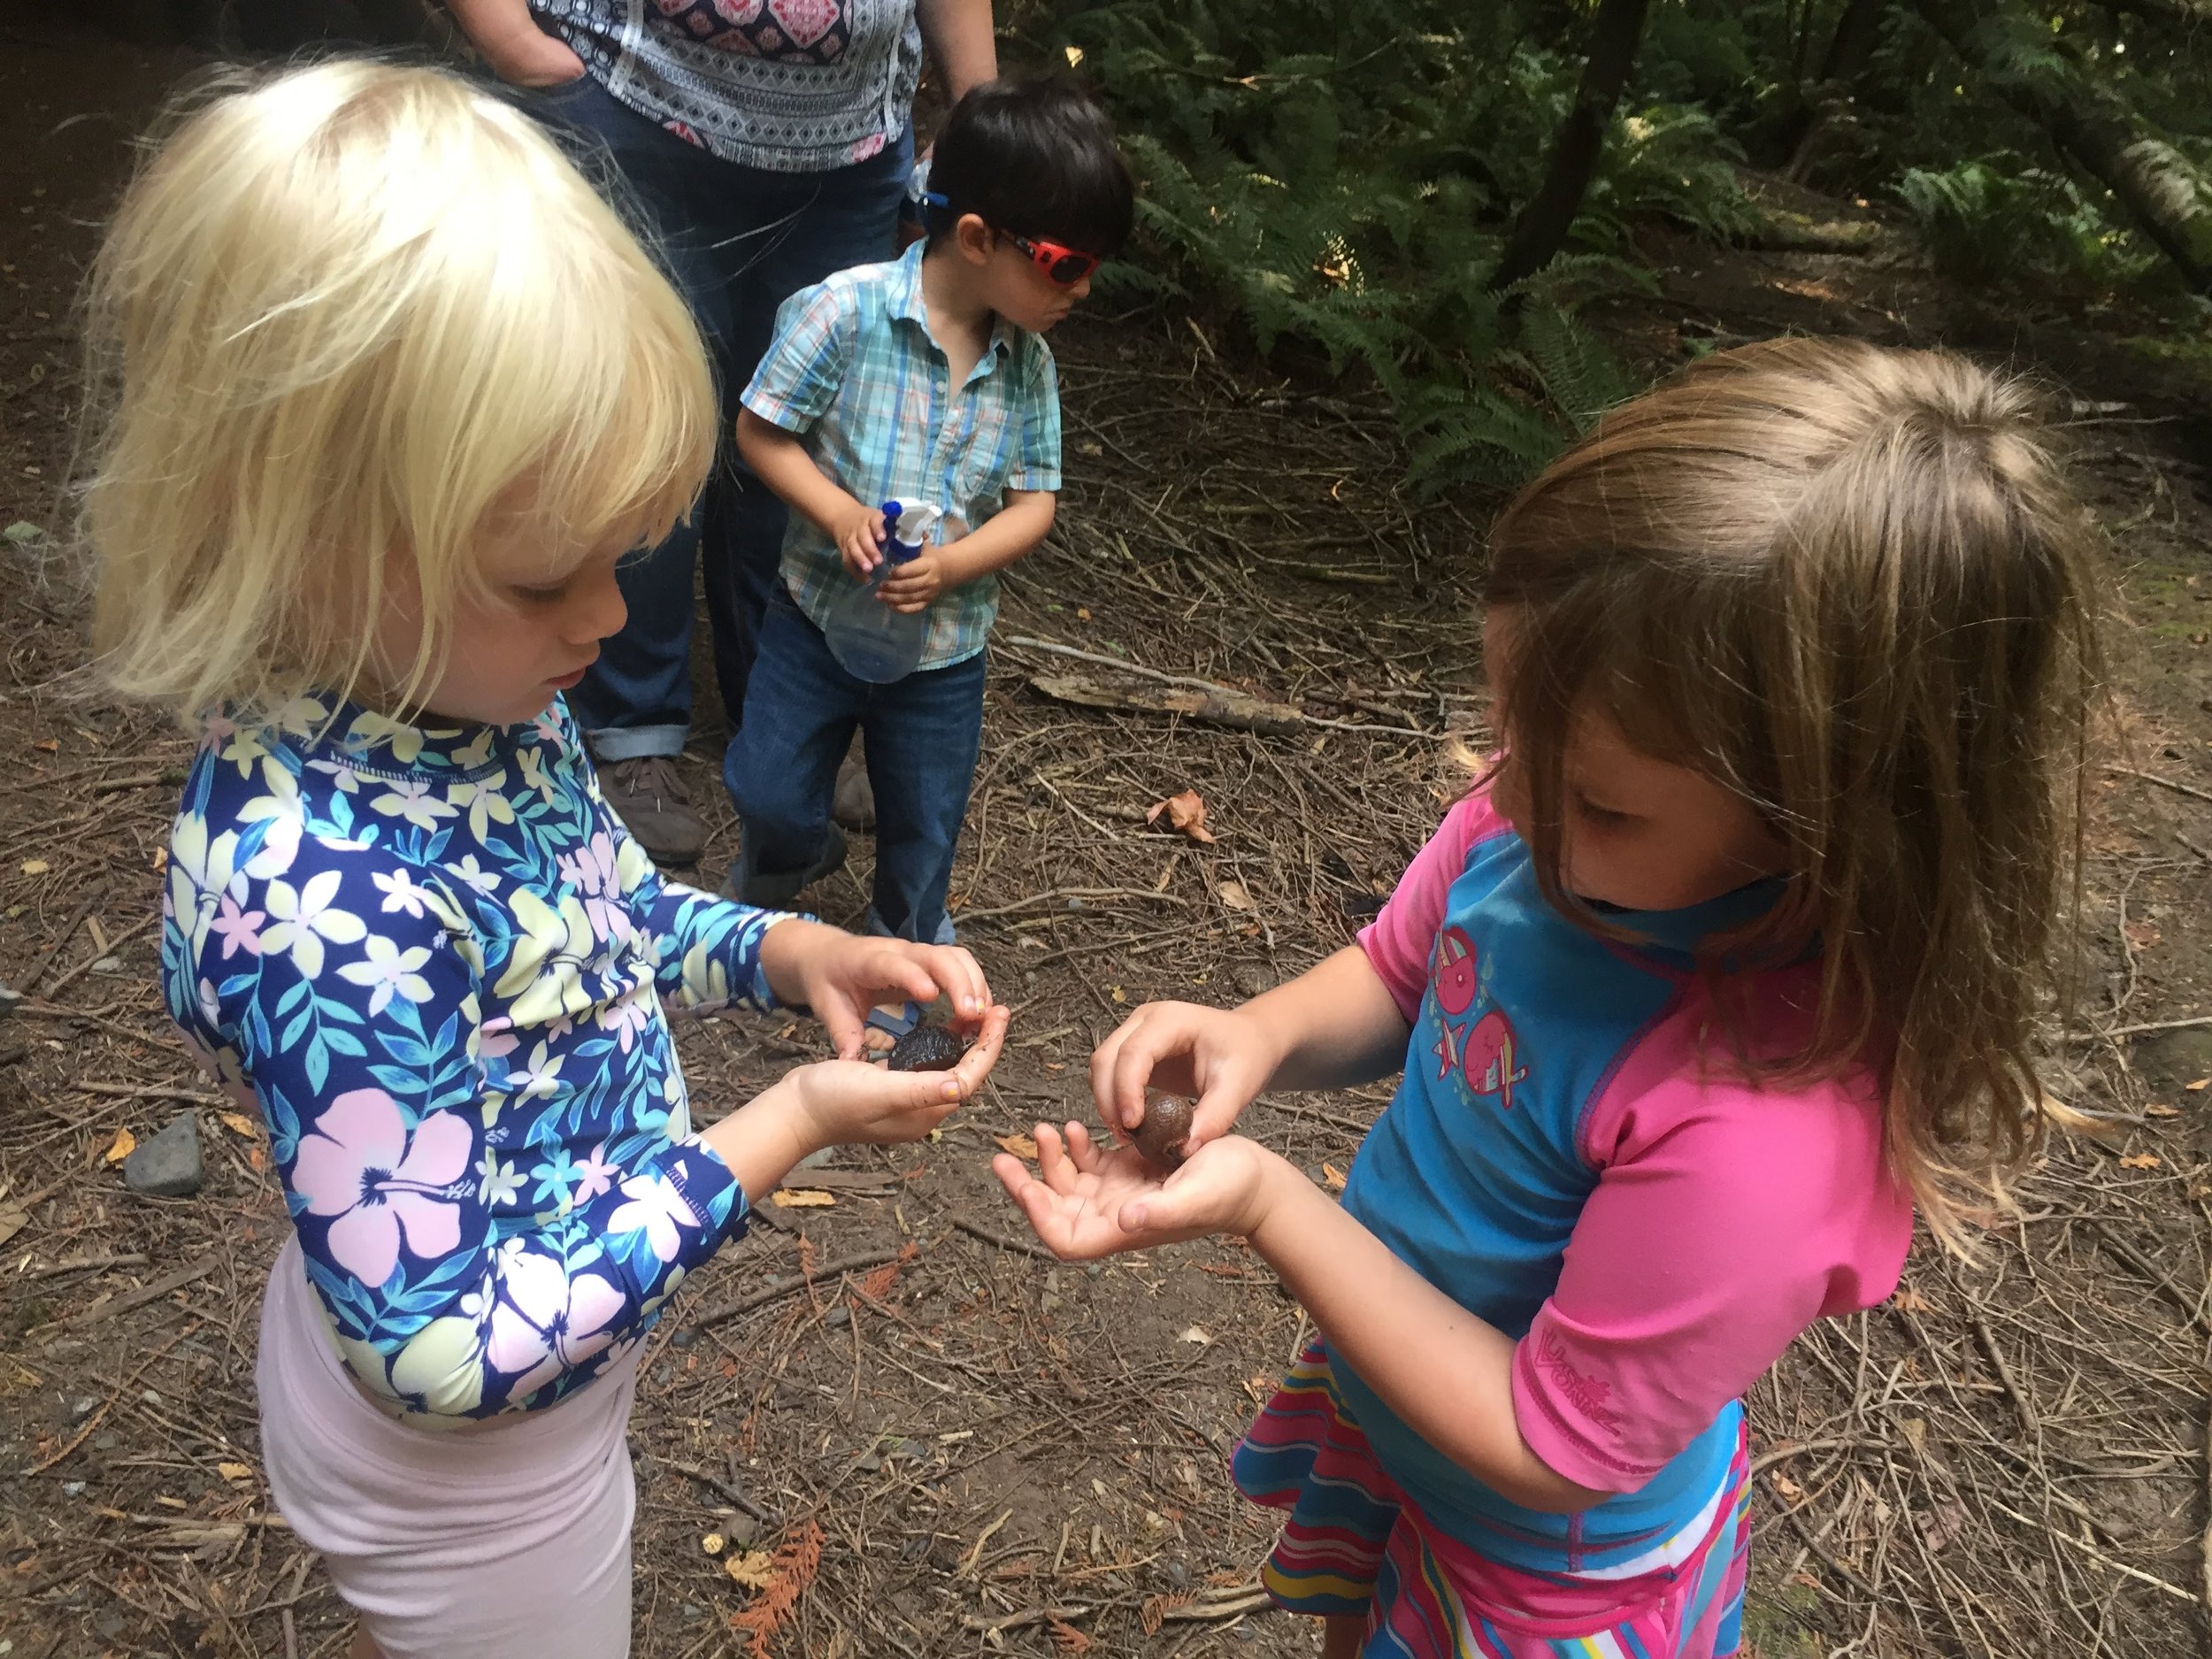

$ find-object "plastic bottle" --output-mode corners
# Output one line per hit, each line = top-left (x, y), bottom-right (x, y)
(821, 500), (942, 683)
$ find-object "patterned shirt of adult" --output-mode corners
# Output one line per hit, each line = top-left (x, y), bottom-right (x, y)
(531, 0), (925, 171)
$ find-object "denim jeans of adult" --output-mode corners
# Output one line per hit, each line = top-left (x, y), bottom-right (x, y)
(726, 589), (985, 944)
(529, 74), (911, 764)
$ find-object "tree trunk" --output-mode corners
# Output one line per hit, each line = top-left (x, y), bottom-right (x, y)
(1489, 0), (1655, 292)
(1912, 0), (2212, 295)
(1818, 0), (1891, 82)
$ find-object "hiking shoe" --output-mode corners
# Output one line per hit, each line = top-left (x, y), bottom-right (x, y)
(600, 756), (706, 864)
(832, 749), (875, 831)
(723, 822), (848, 909)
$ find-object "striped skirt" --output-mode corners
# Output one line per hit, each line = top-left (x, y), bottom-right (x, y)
(1231, 1342), (1750, 1659)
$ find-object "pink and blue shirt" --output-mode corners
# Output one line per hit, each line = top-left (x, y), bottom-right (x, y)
(1331, 787), (1911, 1572)
(161, 695), (790, 1422)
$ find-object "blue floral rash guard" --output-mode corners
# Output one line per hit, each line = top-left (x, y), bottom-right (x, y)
(160, 695), (794, 1423)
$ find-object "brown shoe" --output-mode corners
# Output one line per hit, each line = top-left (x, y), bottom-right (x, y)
(832, 747), (875, 831)
(600, 756), (706, 864)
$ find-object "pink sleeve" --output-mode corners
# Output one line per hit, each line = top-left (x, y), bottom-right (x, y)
(1509, 989), (1913, 1494)
(1356, 789), (1514, 1022)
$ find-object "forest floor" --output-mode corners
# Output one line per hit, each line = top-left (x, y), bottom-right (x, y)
(4, 13), (2212, 1659)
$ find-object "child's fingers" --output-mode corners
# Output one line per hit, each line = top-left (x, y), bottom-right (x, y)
(891, 943), (987, 1018)
(1103, 1015), (1177, 1133)
(1033, 1121), (1086, 1195)
(946, 1005), (1010, 1094)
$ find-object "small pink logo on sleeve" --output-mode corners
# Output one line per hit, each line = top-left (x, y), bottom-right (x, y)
(1533, 1330), (1620, 1430)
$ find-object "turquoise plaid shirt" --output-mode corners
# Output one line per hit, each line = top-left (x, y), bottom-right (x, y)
(741, 242), (1062, 671)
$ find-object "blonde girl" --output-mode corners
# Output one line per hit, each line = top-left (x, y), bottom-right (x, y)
(998, 338), (2101, 1659)
(85, 61), (1009, 1659)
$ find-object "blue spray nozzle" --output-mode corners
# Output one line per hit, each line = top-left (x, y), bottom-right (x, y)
(878, 500), (942, 565)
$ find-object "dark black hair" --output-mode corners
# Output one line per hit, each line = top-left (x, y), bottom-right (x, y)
(925, 76), (1134, 259)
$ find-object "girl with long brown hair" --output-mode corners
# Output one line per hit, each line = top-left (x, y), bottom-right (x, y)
(996, 337), (2101, 1658)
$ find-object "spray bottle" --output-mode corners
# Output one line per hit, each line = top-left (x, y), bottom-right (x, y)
(821, 499), (942, 683)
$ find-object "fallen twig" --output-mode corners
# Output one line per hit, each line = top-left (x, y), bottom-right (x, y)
(2087, 1220), (2208, 1333)
(35, 1251), (218, 1335)
(950, 1216), (1056, 1261)
(685, 1247), (906, 1332)
(1008, 634), (1435, 739)
(2106, 765), (2212, 808)
(671, 1460), (783, 1528)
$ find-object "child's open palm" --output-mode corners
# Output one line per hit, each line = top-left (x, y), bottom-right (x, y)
(794, 1003), (1010, 1146)
(993, 1121), (1274, 1259)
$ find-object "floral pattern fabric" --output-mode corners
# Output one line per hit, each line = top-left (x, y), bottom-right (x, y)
(162, 695), (792, 1421)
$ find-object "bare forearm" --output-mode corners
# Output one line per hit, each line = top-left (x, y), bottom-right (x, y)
(738, 412), (863, 533)
(1246, 946), (1412, 1094)
(449, 0), (541, 54)
(936, 491), (1053, 587)
(700, 1082), (818, 1207)
(916, 0), (998, 100)
(1247, 1160), (1603, 1513)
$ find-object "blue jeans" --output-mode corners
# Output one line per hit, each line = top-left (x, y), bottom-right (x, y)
(530, 74), (911, 762)
(727, 590), (985, 944)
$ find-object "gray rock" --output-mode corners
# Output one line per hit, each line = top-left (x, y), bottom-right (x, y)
(123, 1112), (202, 1198)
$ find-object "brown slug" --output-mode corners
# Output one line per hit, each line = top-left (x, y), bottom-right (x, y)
(886, 1023), (967, 1072)
(1133, 1094), (1195, 1174)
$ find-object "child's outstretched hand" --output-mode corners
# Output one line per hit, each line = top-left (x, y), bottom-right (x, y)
(789, 1002), (1010, 1146)
(1091, 1002), (1281, 1157)
(993, 1121), (1279, 1260)
(760, 920), (992, 1058)
(707, 1005), (1009, 1197)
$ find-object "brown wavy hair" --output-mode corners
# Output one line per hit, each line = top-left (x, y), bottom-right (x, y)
(1484, 336), (2103, 1246)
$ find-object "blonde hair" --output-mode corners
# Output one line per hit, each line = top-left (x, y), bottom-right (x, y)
(80, 59), (716, 724)
(1484, 337), (2102, 1246)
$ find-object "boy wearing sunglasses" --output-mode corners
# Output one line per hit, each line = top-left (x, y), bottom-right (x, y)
(729, 77), (1133, 960)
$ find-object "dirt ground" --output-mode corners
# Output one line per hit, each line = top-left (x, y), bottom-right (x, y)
(4, 12), (2212, 1659)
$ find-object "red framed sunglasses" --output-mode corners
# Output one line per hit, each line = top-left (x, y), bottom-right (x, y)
(1004, 232), (1102, 287)
(922, 192), (1102, 286)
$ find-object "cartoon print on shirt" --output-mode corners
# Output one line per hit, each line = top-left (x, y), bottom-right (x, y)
(1425, 918), (1531, 1111)
(1431, 925), (1479, 1015)
(1462, 1006), (1528, 1110)
(1430, 1014), (1463, 1081)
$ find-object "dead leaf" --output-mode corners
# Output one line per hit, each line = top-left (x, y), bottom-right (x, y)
(770, 1188), (836, 1209)
(0, 1206), (25, 1250)
(2146, 1103), (2182, 1118)
(219, 1112), (260, 1140)
(2123, 919), (2163, 950)
(104, 1127), (136, 1165)
(2186, 1079), (2209, 1093)
(19, 859), (49, 877)
(1076, 607), (1092, 622)
(1145, 788), (1217, 844)
(1320, 1163), (1347, 1194)
(1920, 1498), (1969, 1553)
(995, 1133), (1040, 1160)
(1770, 1473), (1807, 1504)
(1216, 879), (1254, 911)
(1893, 1286), (1932, 1314)
(2119, 1153), (2162, 1170)
(216, 1462), (254, 1484)
(31, 738), (57, 754)
(724, 1548), (777, 1591)
(702, 1533), (726, 1556)
(1179, 1325), (1213, 1345)
(150, 847), (168, 876)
